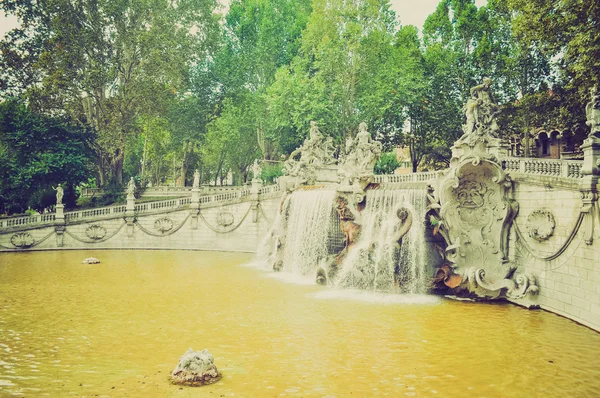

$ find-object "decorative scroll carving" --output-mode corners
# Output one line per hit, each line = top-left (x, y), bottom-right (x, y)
(85, 224), (107, 240)
(154, 217), (174, 233)
(430, 79), (537, 302)
(526, 210), (555, 241)
(216, 211), (234, 227)
(10, 232), (34, 248)
(580, 191), (597, 245)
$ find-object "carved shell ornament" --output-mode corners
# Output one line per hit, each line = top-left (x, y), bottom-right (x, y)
(85, 224), (107, 240)
(216, 211), (234, 227)
(154, 217), (174, 233)
(526, 210), (555, 242)
(10, 232), (34, 248)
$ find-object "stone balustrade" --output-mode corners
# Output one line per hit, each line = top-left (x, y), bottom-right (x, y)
(0, 186), (266, 232)
(372, 171), (440, 184)
(501, 157), (583, 179)
(0, 213), (56, 229)
(81, 185), (249, 198)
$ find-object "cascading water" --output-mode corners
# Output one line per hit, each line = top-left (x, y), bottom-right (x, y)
(333, 188), (428, 293)
(280, 189), (336, 276)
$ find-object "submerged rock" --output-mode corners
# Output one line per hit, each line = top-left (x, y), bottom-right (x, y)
(171, 348), (221, 386)
(82, 257), (100, 264)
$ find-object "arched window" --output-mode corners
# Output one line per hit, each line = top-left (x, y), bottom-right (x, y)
(537, 131), (549, 156)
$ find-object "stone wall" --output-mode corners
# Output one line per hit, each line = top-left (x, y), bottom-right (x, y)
(510, 174), (600, 331)
(0, 196), (281, 253)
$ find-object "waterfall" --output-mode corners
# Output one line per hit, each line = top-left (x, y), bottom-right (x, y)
(280, 190), (336, 276)
(333, 188), (427, 293)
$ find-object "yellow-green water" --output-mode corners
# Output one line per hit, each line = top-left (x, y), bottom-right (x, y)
(0, 250), (599, 397)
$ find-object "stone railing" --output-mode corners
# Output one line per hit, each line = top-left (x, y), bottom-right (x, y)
(81, 185), (248, 198)
(259, 184), (281, 195)
(0, 185), (274, 231)
(501, 157), (583, 179)
(373, 171), (440, 184)
(0, 213), (56, 229)
(199, 189), (251, 205)
(65, 204), (127, 222)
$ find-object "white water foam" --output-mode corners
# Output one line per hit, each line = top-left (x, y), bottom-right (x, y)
(281, 189), (336, 276)
(310, 289), (440, 305)
(334, 188), (428, 293)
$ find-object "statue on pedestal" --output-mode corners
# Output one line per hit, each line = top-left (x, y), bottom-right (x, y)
(338, 122), (382, 189)
(457, 78), (501, 146)
(193, 169), (200, 189)
(52, 184), (64, 205)
(586, 86), (600, 138)
(252, 159), (261, 181)
(127, 177), (136, 198)
(280, 121), (336, 189)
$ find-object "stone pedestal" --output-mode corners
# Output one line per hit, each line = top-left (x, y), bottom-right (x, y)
(190, 187), (200, 229)
(126, 194), (135, 237)
(250, 179), (262, 222)
(580, 136), (600, 177)
(315, 165), (340, 185)
(54, 204), (65, 247)
(487, 138), (510, 160)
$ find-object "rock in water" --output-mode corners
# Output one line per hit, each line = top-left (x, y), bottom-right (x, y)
(170, 348), (221, 386)
(82, 257), (100, 264)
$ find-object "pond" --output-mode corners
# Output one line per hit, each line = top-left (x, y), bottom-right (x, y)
(1, 250), (599, 397)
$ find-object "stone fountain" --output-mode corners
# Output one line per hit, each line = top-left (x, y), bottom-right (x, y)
(261, 80), (539, 303)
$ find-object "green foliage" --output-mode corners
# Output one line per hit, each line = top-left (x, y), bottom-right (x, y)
(0, 99), (94, 213)
(1, 0), (221, 186)
(259, 163), (283, 183)
(374, 152), (400, 175)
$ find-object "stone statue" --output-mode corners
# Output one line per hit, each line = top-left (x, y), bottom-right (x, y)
(170, 348), (221, 386)
(280, 121), (335, 187)
(338, 122), (382, 188)
(458, 78), (501, 145)
(193, 169), (200, 188)
(53, 184), (64, 205)
(586, 85), (600, 138)
(127, 177), (136, 198)
(252, 159), (261, 181)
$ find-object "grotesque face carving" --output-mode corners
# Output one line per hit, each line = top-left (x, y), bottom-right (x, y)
(455, 179), (487, 209)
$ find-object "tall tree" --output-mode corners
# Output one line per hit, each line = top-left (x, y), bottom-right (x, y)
(0, 0), (220, 186)
(0, 99), (94, 213)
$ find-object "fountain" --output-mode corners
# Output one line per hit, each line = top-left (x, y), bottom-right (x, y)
(259, 79), (540, 305)
(261, 121), (432, 293)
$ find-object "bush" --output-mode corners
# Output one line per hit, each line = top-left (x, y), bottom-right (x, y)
(259, 163), (283, 184)
(374, 152), (400, 175)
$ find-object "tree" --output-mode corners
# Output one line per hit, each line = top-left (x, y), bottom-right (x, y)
(267, 0), (424, 155)
(508, 0), (600, 95)
(0, 0), (221, 186)
(0, 99), (94, 213)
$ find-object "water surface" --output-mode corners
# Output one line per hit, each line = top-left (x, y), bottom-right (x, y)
(1, 250), (599, 397)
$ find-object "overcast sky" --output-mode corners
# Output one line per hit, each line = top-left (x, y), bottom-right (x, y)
(1, 0), (488, 40)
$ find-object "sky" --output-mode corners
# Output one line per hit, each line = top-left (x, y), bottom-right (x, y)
(0, 0), (488, 40)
